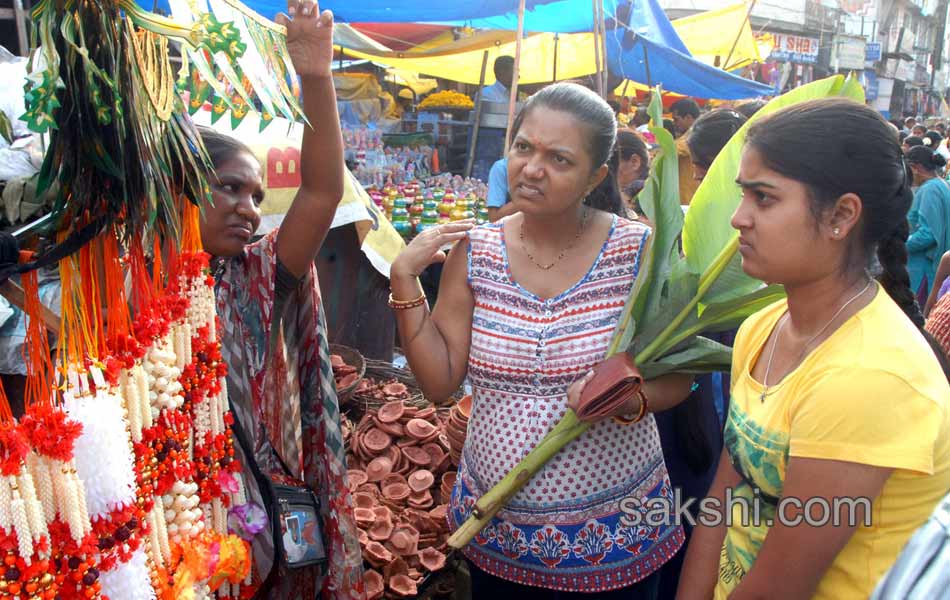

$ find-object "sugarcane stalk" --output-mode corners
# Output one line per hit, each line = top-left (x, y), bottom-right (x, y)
(449, 409), (588, 549)
(469, 409), (585, 517)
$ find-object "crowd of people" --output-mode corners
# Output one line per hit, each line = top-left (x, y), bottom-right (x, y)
(171, 6), (950, 597)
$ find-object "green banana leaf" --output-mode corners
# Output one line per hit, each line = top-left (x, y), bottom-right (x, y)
(682, 75), (866, 282)
(0, 112), (12, 144)
(613, 77), (868, 371)
(639, 336), (734, 380)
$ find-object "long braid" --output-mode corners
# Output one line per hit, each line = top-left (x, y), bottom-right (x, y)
(876, 217), (925, 328)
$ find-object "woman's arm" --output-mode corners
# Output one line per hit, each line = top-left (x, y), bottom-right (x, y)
(677, 448), (741, 600)
(273, 1), (345, 278)
(906, 220), (936, 254)
(726, 457), (890, 600)
(924, 251), (950, 317)
(391, 222), (475, 402)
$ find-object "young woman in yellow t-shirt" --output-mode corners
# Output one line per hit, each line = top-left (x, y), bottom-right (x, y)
(676, 99), (950, 600)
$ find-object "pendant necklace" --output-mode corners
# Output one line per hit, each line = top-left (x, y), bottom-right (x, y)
(759, 279), (873, 402)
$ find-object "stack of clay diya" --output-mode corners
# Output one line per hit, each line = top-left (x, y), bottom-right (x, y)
(443, 395), (471, 466)
(345, 397), (454, 599)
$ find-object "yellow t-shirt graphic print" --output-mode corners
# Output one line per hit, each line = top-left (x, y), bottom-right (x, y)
(714, 286), (950, 600)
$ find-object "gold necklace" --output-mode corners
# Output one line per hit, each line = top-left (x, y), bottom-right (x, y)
(519, 207), (589, 271)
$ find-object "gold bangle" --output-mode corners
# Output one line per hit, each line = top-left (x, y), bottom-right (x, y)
(612, 390), (648, 425)
(388, 292), (428, 310)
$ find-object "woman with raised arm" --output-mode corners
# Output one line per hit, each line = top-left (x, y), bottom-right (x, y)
(676, 99), (950, 600)
(390, 83), (694, 599)
(197, 1), (363, 597)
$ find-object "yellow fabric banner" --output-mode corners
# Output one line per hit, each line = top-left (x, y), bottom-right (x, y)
(671, 2), (760, 71)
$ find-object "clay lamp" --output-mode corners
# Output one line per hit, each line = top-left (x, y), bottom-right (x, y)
(438, 433), (452, 451)
(368, 518), (394, 542)
(440, 472), (456, 490)
(364, 570), (385, 600)
(408, 490), (434, 510)
(402, 446), (431, 467)
(353, 492), (376, 509)
(402, 405), (419, 418)
(347, 469), (368, 490)
(382, 482), (411, 503)
(419, 547), (447, 572)
(457, 395), (472, 418)
(372, 505), (393, 522)
(330, 355), (346, 369)
(417, 532), (439, 548)
(389, 524), (420, 557)
(414, 406), (436, 420)
(388, 574), (418, 598)
(354, 507), (376, 528)
(429, 504), (448, 524)
(422, 443), (446, 466)
(384, 446), (404, 471)
(364, 428), (392, 453)
(364, 541), (394, 568)
(358, 529), (370, 547)
(366, 456), (394, 482)
(384, 557), (409, 581)
(378, 401), (406, 423)
(406, 419), (437, 440)
(375, 418), (405, 438)
(382, 382), (409, 398)
(381, 473), (408, 490)
(357, 482), (380, 497)
(408, 470), (435, 493)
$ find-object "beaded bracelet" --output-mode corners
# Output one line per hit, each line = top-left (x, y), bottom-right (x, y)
(388, 292), (428, 310)
(612, 389), (648, 425)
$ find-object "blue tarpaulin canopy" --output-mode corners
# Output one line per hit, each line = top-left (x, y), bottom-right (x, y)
(153, 0), (770, 99)
(607, 0), (772, 99)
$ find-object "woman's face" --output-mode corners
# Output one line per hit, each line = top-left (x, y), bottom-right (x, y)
(199, 152), (264, 257)
(616, 154), (643, 189)
(731, 147), (841, 285)
(507, 108), (607, 217)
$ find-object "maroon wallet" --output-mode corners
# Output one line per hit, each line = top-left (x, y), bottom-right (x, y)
(576, 353), (643, 419)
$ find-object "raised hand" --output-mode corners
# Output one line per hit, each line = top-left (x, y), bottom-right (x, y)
(391, 221), (475, 279)
(275, 0), (334, 79)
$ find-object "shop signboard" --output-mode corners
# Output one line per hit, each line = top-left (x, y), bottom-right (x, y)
(768, 33), (820, 64)
(865, 42), (882, 62)
(833, 36), (867, 70)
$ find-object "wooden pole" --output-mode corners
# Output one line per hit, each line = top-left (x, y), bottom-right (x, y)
(465, 51), (491, 179)
(592, 0), (604, 97)
(598, 0), (609, 96)
(505, 0), (527, 150)
(723, 0), (758, 71)
(13, 0), (27, 57)
(552, 33), (559, 82)
(0, 281), (60, 335)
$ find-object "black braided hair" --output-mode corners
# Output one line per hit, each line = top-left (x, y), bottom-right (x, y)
(876, 216), (924, 328)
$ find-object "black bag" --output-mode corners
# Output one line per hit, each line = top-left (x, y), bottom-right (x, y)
(230, 409), (329, 574)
